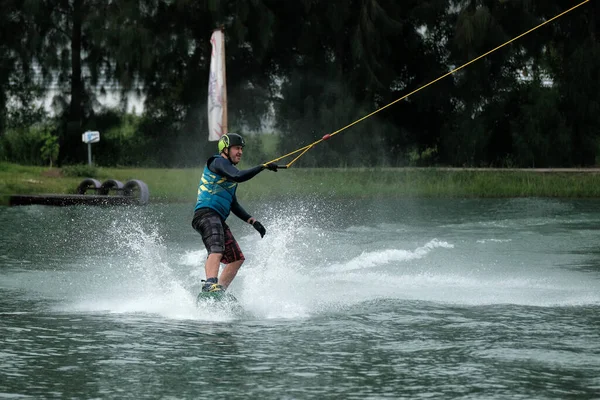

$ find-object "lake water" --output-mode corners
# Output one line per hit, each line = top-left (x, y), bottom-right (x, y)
(1, 198), (599, 399)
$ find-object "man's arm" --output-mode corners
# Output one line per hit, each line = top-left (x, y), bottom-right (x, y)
(232, 195), (267, 238)
(210, 157), (264, 183)
(231, 195), (252, 223)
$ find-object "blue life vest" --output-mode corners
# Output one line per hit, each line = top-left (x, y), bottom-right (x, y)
(194, 155), (237, 220)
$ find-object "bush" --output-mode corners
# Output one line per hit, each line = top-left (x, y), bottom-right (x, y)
(0, 122), (56, 165)
(40, 132), (60, 167)
(61, 164), (98, 178)
(408, 146), (438, 167)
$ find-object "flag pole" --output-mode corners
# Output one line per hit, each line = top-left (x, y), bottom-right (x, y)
(220, 27), (228, 136)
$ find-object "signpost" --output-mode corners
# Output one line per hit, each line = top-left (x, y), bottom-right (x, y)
(82, 131), (100, 166)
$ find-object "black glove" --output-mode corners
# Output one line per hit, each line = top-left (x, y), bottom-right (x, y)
(264, 163), (278, 172)
(252, 220), (266, 238)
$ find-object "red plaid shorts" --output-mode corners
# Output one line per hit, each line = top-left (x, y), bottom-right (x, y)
(192, 208), (245, 264)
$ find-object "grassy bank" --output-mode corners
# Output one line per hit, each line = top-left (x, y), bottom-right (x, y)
(2, 163), (600, 206)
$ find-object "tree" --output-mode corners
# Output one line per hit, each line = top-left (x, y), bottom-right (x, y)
(3, 0), (598, 168)
(272, 0), (453, 166)
(0, 0), (42, 135)
(27, 0), (109, 163)
(40, 131), (60, 167)
(541, 0), (600, 166)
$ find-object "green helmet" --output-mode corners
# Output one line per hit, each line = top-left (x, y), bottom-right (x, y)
(218, 133), (245, 153)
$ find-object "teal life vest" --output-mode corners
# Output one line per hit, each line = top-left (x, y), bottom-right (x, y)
(194, 155), (237, 219)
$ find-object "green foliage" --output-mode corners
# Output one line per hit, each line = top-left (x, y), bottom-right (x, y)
(0, 122), (57, 165)
(92, 110), (147, 166)
(40, 132), (59, 167)
(1, 0), (599, 168)
(5, 79), (47, 131)
(5, 163), (600, 207)
(510, 83), (570, 167)
(61, 164), (99, 178)
(408, 146), (438, 167)
(237, 133), (278, 166)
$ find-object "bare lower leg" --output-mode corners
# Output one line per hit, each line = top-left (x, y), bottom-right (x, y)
(218, 260), (244, 288)
(205, 253), (223, 280)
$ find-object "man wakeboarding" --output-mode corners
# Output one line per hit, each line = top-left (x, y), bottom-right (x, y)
(191, 133), (278, 294)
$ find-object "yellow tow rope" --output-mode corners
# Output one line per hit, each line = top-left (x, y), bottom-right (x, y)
(264, 0), (589, 169)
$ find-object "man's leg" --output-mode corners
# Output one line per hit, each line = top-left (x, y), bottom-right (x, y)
(192, 209), (226, 291)
(203, 253), (225, 292)
(219, 223), (245, 289)
(218, 260), (244, 289)
(205, 252), (223, 280)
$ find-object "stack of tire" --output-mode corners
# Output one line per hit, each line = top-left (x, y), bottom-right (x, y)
(76, 178), (150, 205)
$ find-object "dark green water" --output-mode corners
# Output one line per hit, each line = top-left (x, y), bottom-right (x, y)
(1, 198), (599, 399)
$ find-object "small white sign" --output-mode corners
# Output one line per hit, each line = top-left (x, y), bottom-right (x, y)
(82, 131), (100, 144)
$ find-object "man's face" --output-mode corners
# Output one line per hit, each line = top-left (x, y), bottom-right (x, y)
(227, 145), (243, 164)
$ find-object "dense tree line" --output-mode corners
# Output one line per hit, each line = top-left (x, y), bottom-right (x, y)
(0, 0), (598, 167)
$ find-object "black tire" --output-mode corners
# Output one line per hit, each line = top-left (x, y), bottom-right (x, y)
(99, 179), (124, 195)
(123, 179), (150, 205)
(76, 178), (102, 195)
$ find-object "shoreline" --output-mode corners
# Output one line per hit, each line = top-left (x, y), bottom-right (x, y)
(4, 163), (600, 206)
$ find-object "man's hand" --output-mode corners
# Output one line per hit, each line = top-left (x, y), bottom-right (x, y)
(264, 163), (278, 172)
(252, 220), (266, 238)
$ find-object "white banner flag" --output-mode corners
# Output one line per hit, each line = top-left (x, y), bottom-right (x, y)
(207, 29), (227, 141)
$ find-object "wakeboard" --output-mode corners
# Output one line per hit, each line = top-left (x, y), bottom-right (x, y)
(196, 291), (238, 304)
